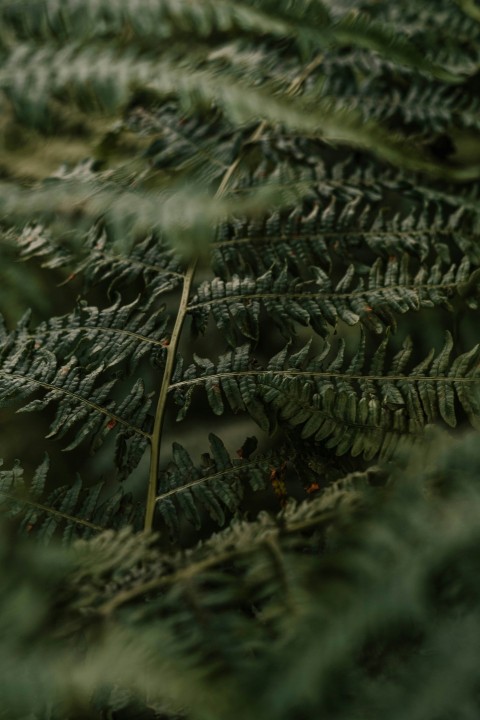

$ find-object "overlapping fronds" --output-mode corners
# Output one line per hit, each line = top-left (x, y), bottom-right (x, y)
(213, 174), (480, 279)
(127, 101), (242, 189)
(379, 0), (480, 62)
(1, 0), (480, 547)
(0, 0), (465, 82)
(1, 0), (479, 184)
(14, 222), (184, 296)
(10, 295), (169, 372)
(260, 334), (480, 456)
(2, 1), (480, 717)
(329, 73), (480, 134)
(0, 0), (328, 46)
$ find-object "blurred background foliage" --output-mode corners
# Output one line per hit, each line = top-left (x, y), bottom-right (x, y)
(3, 432), (480, 719)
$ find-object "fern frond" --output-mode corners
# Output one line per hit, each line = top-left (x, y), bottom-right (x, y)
(14, 295), (170, 373)
(0, 331), (152, 471)
(7, 433), (480, 718)
(263, 334), (480, 457)
(382, 1), (480, 62)
(127, 101), (241, 190)
(0, 176), (215, 253)
(156, 433), (284, 533)
(326, 71), (480, 134)
(0, 168), (309, 257)
(0, 0), (327, 47)
(213, 188), (480, 281)
(1, 0), (465, 83)
(171, 344), (268, 430)
(323, 12), (466, 83)
(319, 154), (480, 217)
(1, 0), (480, 561)
(16, 223), (184, 296)
(170, 334), (480, 459)
(190, 256), (477, 343)
(0, 455), (141, 543)
(325, 0), (480, 67)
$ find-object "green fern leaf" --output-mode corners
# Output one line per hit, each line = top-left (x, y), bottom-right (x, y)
(156, 433), (289, 533)
(0, 334), (152, 471)
(171, 335), (480, 459)
(190, 255), (476, 342)
(0, 455), (141, 543)
(12, 295), (169, 373)
(17, 223), (184, 297)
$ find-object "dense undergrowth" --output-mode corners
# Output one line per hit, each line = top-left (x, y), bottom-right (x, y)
(1, 1), (480, 717)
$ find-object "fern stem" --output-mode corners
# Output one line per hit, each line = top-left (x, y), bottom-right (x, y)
(144, 260), (197, 531)
(143, 54), (384, 529)
(217, 120), (268, 196)
(144, 120), (269, 531)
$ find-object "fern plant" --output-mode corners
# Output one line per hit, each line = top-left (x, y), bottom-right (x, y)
(1, 0), (480, 543)
(2, 1), (480, 718)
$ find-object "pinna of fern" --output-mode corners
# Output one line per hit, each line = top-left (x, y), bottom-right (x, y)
(0, 454), (141, 543)
(170, 331), (480, 461)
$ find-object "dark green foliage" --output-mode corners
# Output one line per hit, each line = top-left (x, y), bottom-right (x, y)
(0, 316), (152, 453)
(3, 433), (480, 719)
(190, 254), (478, 341)
(16, 222), (184, 297)
(2, 1), (480, 717)
(0, 0), (479, 539)
(0, 454), (141, 543)
(158, 433), (267, 530)
(171, 334), (480, 457)
(1, 0), (480, 537)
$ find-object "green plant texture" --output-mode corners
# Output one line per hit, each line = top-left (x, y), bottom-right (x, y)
(1, 1), (480, 718)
